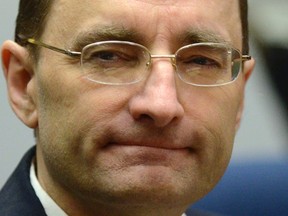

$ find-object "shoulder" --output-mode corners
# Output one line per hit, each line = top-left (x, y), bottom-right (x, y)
(0, 146), (47, 216)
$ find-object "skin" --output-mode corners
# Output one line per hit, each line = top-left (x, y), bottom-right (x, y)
(2, 0), (255, 216)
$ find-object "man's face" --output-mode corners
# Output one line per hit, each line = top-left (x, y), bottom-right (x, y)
(31, 0), (249, 212)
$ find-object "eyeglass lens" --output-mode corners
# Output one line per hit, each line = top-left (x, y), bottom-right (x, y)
(81, 42), (241, 86)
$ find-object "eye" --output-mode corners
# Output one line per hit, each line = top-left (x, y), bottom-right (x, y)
(83, 49), (140, 70)
(184, 56), (221, 68)
(95, 51), (120, 61)
(89, 50), (132, 62)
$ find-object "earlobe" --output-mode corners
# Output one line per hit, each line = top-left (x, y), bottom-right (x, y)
(235, 58), (255, 131)
(243, 57), (255, 83)
(2, 40), (38, 128)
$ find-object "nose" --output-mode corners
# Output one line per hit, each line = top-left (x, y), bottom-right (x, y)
(129, 59), (184, 127)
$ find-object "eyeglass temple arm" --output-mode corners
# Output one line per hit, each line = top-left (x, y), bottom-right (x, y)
(242, 55), (252, 61)
(23, 37), (253, 62)
(26, 38), (81, 57)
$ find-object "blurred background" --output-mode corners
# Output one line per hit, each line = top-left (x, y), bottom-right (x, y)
(1, 0), (288, 201)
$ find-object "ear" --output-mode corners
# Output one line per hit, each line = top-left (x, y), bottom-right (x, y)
(235, 57), (255, 130)
(2, 40), (38, 128)
(243, 57), (255, 84)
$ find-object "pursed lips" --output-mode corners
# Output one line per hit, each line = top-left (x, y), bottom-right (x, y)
(104, 139), (193, 151)
(98, 142), (196, 170)
(103, 141), (194, 161)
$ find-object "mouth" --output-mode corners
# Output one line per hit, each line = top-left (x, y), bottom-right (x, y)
(103, 140), (193, 153)
(102, 142), (193, 166)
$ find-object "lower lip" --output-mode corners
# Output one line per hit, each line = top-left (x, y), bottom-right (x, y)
(103, 144), (191, 165)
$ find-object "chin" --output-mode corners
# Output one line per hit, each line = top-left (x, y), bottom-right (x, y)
(87, 164), (209, 206)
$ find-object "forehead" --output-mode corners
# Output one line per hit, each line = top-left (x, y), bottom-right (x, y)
(43, 0), (241, 48)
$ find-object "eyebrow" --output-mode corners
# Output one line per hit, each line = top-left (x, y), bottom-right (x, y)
(180, 29), (231, 45)
(70, 25), (231, 51)
(71, 25), (145, 51)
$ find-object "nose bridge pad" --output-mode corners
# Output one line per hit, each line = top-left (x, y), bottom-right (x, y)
(145, 57), (177, 71)
(171, 57), (177, 70)
(146, 61), (152, 70)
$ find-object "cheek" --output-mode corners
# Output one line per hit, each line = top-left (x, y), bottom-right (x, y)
(194, 91), (242, 189)
(35, 75), (135, 183)
(36, 67), (133, 148)
(182, 85), (242, 132)
(180, 84), (243, 163)
(208, 89), (242, 152)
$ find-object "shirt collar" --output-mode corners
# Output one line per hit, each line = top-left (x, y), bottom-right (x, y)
(30, 161), (68, 216)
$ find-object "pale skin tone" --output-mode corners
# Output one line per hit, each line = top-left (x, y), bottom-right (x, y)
(2, 0), (255, 216)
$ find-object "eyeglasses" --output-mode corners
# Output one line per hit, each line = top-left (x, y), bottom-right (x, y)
(26, 38), (251, 87)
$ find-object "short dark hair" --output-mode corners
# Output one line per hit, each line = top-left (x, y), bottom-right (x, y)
(15, 0), (53, 57)
(239, 0), (249, 54)
(15, 0), (249, 57)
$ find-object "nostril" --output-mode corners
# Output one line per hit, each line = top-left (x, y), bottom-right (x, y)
(131, 104), (182, 127)
(135, 113), (155, 124)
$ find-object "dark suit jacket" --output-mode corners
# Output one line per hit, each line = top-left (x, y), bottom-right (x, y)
(0, 147), (46, 216)
(0, 147), (218, 216)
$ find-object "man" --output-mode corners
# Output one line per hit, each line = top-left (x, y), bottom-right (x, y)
(0, 0), (254, 215)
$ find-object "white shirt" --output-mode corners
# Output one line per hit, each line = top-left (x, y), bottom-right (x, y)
(30, 162), (187, 216)
(30, 162), (68, 216)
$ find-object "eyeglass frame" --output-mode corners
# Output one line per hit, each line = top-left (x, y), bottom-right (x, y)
(23, 37), (252, 87)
